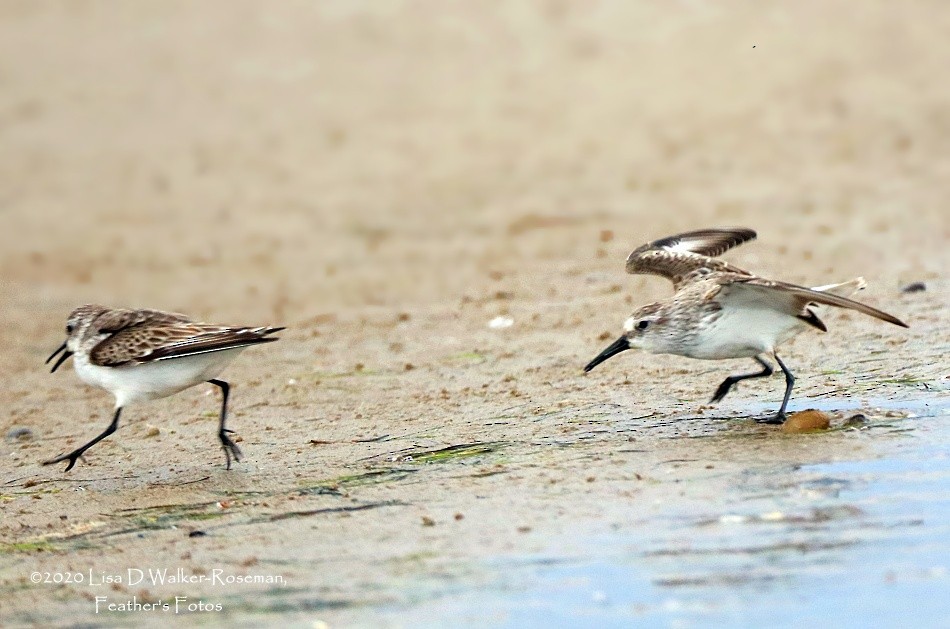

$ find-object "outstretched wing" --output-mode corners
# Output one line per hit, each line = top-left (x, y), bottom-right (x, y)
(625, 227), (757, 288)
(91, 323), (285, 366)
(719, 276), (908, 328)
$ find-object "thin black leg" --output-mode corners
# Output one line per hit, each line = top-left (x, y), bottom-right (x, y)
(756, 352), (795, 425)
(710, 356), (774, 403)
(44, 408), (122, 472)
(208, 379), (241, 469)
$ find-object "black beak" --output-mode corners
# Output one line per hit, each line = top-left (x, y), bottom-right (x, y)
(584, 336), (630, 372)
(46, 341), (73, 373)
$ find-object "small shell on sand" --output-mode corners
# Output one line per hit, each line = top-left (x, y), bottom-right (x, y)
(781, 410), (832, 433)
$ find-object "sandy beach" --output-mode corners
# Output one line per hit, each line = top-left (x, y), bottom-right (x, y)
(1, 2), (948, 626)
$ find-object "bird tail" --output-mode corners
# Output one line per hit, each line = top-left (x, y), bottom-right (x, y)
(810, 277), (866, 298)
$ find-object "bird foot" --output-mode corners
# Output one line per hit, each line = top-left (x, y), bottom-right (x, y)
(219, 431), (242, 470)
(755, 413), (787, 425)
(42, 450), (85, 472)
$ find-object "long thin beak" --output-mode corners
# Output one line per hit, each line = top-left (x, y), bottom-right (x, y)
(46, 341), (73, 373)
(584, 336), (630, 372)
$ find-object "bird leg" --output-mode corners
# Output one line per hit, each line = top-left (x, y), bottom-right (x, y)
(43, 408), (122, 472)
(711, 356), (774, 403)
(208, 379), (241, 469)
(756, 352), (795, 424)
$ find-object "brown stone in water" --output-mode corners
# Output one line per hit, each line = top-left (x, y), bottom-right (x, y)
(781, 409), (831, 433)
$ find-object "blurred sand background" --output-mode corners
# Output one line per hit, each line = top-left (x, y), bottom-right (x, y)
(1, 1), (948, 626)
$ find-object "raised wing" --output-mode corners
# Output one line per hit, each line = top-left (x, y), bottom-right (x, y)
(719, 276), (908, 328)
(625, 227), (756, 288)
(91, 323), (285, 366)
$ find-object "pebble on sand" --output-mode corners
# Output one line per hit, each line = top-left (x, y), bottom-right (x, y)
(5, 427), (35, 442)
(781, 410), (831, 433)
(488, 316), (514, 329)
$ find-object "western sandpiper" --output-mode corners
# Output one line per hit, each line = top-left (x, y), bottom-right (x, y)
(584, 228), (908, 424)
(45, 305), (283, 471)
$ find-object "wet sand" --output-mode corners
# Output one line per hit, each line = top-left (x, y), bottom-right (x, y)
(1, 2), (949, 626)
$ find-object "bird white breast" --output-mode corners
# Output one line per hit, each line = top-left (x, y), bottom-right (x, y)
(73, 348), (246, 408)
(685, 305), (806, 360)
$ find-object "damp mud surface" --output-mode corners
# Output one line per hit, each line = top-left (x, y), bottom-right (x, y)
(1, 3), (949, 627)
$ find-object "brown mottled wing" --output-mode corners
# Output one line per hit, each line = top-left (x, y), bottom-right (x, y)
(90, 324), (284, 366)
(720, 277), (909, 327)
(625, 228), (757, 288)
(93, 308), (193, 333)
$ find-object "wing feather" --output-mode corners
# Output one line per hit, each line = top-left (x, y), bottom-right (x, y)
(94, 308), (193, 332)
(146, 326), (284, 362)
(721, 277), (908, 327)
(91, 323), (284, 366)
(625, 227), (756, 288)
(648, 228), (757, 257)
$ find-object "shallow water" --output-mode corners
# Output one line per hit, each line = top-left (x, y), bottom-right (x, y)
(377, 398), (950, 628)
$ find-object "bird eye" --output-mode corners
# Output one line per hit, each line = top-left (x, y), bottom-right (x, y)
(636, 320), (650, 330)
(66, 324), (74, 335)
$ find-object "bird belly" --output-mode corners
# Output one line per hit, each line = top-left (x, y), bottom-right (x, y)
(686, 306), (804, 359)
(74, 348), (245, 407)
